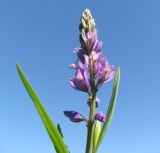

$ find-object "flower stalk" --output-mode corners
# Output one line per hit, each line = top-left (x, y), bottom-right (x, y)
(64, 9), (118, 153)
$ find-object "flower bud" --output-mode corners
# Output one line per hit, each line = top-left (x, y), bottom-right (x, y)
(95, 112), (107, 122)
(63, 111), (85, 122)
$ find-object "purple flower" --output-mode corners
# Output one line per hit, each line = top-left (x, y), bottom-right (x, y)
(74, 48), (87, 64)
(95, 112), (107, 122)
(86, 31), (97, 51)
(81, 29), (98, 52)
(87, 97), (100, 107)
(97, 55), (115, 84)
(74, 48), (90, 68)
(91, 51), (101, 61)
(78, 50), (101, 75)
(69, 61), (89, 92)
(63, 111), (85, 122)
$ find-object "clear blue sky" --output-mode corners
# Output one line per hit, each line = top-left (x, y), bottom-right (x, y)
(0, 0), (160, 153)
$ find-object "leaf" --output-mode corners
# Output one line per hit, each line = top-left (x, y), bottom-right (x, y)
(95, 67), (120, 152)
(16, 63), (69, 153)
(57, 123), (70, 153)
(93, 121), (101, 152)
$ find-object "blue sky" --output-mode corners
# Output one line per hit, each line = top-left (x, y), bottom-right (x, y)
(0, 0), (160, 153)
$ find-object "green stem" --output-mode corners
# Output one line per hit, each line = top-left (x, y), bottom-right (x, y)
(85, 91), (96, 153)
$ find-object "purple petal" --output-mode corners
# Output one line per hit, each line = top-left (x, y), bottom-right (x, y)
(69, 78), (84, 91)
(84, 54), (90, 69)
(83, 69), (89, 87)
(70, 63), (77, 69)
(86, 31), (98, 51)
(69, 78), (88, 92)
(74, 48), (86, 64)
(76, 62), (89, 87)
(76, 69), (84, 80)
(95, 112), (107, 122)
(91, 51), (101, 61)
(104, 66), (115, 83)
(76, 60), (85, 69)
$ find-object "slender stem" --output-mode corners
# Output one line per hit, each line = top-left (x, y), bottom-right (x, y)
(85, 77), (97, 153)
(85, 95), (96, 153)
(85, 121), (94, 153)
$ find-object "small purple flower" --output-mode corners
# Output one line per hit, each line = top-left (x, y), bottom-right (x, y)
(97, 55), (115, 84)
(74, 48), (87, 64)
(74, 48), (90, 69)
(63, 111), (85, 122)
(81, 29), (98, 52)
(91, 51), (101, 62)
(86, 31), (97, 51)
(104, 66), (115, 83)
(82, 51), (101, 75)
(95, 112), (107, 122)
(69, 78), (86, 92)
(87, 97), (100, 107)
(69, 61), (89, 92)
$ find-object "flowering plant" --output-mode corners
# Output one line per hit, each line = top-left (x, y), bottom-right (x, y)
(17, 9), (120, 153)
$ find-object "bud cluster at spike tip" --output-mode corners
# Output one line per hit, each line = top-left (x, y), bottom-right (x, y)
(64, 9), (115, 123)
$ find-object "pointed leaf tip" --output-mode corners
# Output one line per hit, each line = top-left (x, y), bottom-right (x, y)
(95, 67), (120, 152)
(16, 64), (69, 153)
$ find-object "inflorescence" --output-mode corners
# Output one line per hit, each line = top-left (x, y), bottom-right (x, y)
(64, 9), (115, 123)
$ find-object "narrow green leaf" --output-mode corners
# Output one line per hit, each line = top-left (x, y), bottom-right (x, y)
(57, 123), (70, 153)
(95, 67), (120, 152)
(16, 63), (69, 153)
